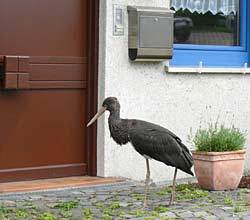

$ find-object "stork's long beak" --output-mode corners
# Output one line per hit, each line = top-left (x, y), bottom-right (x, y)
(87, 106), (107, 127)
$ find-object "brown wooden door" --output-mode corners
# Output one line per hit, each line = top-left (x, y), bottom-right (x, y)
(0, 0), (96, 182)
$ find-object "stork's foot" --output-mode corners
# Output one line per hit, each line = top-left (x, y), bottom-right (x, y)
(142, 201), (150, 210)
(167, 201), (175, 207)
(143, 196), (148, 209)
(167, 168), (178, 207)
(143, 178), (155, 187)
(167, 193), (176, 207)
(149, 179), (156, 187)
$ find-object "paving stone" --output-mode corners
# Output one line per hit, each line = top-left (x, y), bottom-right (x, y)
(42, 197), (59, 203)
(71, 208), (83, 220)
(202, 215), (218, 220)
(95, 195), (112, 201)
(28, 195), (44, 200)
(242, 215), (250, 220)
(119, 202), (130, 207)
(33, 201), (48, 211)
(122, 214), (135, 219)
(46, 202), (59, 208)
(130, 218), (145, 220)
(71, 191), (85, 196)
(0, 181), (250, 219)
(177, 210), (194, 218)
(210, 207), (228, 217)
(222, 217), (238, 220)
(194, 211), (210, 218)
(221, 206), (233, 211)
(159, 211), (177, 218)
(79, 200), (92, 206)
(2, 200), (16, 207)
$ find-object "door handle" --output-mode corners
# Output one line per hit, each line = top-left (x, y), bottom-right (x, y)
(2, 55), (30, 90)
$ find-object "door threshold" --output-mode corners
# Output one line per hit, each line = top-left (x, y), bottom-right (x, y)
(0, 176), (126, 194)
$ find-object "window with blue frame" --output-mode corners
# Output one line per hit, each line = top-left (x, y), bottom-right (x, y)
(170, 0), (249, 67)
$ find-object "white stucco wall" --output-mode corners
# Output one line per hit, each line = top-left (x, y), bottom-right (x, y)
(97, 0), (250, 182)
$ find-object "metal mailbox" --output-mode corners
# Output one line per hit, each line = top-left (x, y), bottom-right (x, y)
(127, 6), (174, 61)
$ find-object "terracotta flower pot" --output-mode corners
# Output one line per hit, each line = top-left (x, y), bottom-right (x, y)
(192, 150), (246, 190)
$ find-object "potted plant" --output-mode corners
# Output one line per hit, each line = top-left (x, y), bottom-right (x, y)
(191, 123), (246, 190)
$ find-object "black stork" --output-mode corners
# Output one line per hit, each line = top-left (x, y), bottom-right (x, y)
(87, 97), (193, 206)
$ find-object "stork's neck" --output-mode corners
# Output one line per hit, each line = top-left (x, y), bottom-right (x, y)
(107, 107), (130, 146)
(108, 108), (121, 122)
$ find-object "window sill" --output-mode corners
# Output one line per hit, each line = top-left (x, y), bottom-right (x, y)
(165, 64), (250, 74)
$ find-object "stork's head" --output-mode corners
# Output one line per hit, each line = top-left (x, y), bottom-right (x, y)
(87, 97), (120, 127)
(103, 97), (120, 112)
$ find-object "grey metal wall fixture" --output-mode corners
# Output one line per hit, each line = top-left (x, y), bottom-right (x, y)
(127, 6), (174, 61)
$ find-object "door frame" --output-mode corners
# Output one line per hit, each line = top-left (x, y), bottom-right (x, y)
(86, 0), (99, 176)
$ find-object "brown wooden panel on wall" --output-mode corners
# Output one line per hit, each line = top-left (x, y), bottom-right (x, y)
(0, 90), (87, 167)
(29, 56), (88, 64)
(2, 56), (88, 89)
(30, 81), (87, 89)
(0, 0), (99, 182)
(0, 164), (87, 183)
(29, 63), (87, 81)
(0, 0), (87, 57)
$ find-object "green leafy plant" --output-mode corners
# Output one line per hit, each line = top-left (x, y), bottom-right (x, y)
(224, 197), (233, 205)
(131, 193), (144, 200)
(175, 184), (208, 200)
(146, 211), (160, 219)
(156, 187), (172, 196)
(108, 202), (120, 210)
(53, 200), (78, 211)
(0, 206), (13, 220)
(39, 212), (56, 220)
(102, 214), (112, 220)
(153, 205), (169, 213)
(129, 210), (146, 218)
(193, 123), (246, 152)
(157, 184), (208, 200)
(83, 208), (93, 220)
(233, 205), (244, 213)
(15, 209), (28, 219)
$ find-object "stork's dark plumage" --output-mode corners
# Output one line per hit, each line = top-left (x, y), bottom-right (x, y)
(87, 97), (193, 206)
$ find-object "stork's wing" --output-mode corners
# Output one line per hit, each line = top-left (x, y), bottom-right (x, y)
(128, 120), (193, 175)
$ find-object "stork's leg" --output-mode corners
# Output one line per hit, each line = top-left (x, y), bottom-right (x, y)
(143, 158), (150, 208)
(168, 168), (178, 206)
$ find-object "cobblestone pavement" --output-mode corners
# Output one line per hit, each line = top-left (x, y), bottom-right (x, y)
(0, 180), (250, 220)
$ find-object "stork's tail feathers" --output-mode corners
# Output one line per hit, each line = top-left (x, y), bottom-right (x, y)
(184, 167), (194, 176)
(180, 142), (194, 176)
